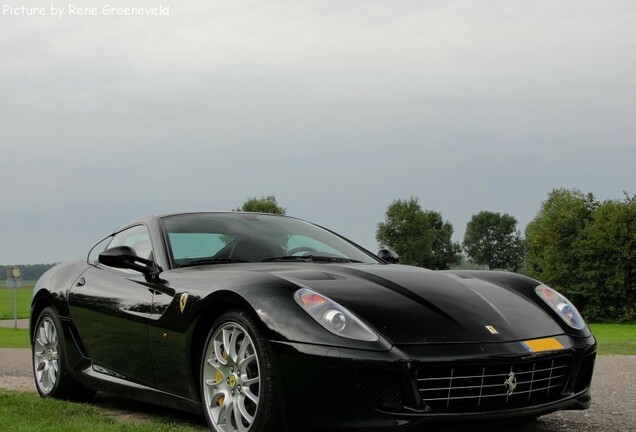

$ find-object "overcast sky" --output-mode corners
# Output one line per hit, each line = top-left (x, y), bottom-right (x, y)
(1, 0), (635, 265)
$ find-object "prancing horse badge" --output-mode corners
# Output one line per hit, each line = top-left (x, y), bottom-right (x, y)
(485, 325), (499, 335)
(180, 292), (189, 313)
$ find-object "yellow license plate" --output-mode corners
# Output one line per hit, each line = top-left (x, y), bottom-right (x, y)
(522, 337), (564, 353)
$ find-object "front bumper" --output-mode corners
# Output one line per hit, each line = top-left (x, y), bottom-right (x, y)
(270, 334), (596, 431)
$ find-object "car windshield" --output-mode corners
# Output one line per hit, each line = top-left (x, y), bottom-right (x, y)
(161, 213), (380, 268)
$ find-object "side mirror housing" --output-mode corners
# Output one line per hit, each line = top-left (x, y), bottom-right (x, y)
(99, 246), (155, 275)
(377, 248), (400, 264)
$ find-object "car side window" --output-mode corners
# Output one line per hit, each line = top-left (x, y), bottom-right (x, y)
(107, 225), (154, 261)
(87, 236), (113, 265)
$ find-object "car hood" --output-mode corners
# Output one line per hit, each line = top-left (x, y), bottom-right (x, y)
(265, 264), (563, 344)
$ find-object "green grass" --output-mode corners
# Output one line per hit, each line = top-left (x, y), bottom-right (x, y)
(0, 284), (34, 319)
(0, 328), (30, 348)
(0, 390), (205, 431)
(588, 323), (636, 355)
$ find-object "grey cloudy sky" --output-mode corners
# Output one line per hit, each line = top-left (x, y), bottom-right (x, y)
(1, 0), (635, 264)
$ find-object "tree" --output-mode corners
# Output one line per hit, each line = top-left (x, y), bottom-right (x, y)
(463, 211), (524, 271)
(575, 197), (636, 321)
(238, 195), (286, 215)
(376, 197), (461, 269)
(525, 188), (597, 302)
(525, 188), (636, 321)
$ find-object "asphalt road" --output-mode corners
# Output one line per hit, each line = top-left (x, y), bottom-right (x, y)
(1, 349), (634, 431)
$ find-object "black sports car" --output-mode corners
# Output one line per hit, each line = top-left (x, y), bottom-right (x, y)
(31, 212), (595, 431)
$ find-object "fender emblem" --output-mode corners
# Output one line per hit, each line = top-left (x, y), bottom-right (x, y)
(180, 292), (189, 313)
(504, 371), (517, 396)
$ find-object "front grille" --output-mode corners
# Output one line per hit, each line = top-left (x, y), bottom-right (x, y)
(417, 356), (572, 412)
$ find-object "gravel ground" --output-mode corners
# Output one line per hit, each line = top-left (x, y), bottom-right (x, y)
(1, 349), (634, 431)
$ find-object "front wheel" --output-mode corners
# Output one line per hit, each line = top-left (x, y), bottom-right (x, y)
(32, 306), (95, 401)
(201, 311), (280, 432)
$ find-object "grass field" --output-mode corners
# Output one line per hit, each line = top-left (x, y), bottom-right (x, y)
(0, 328), (30, 347)
(0, 390), (205, 432)
(588, 323), (636, 355)
(1, 322), (634, 354)
(0, 283), (33, 319)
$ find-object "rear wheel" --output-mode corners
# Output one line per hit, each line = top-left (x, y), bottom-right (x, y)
(201, 311), (280, 432)
(32, 306), (95, 401)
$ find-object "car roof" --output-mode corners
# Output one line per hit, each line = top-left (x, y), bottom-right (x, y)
(112, 212), (293, 233)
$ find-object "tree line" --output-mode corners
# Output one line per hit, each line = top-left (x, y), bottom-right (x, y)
(376, 196), (525, 271)
(377, 190), (636, 322)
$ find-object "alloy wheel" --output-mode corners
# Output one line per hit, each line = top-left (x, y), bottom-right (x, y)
(203, 321), (261, 432)
(33, 316), (59, 394)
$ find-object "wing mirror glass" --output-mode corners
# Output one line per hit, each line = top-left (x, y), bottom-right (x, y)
(377, 248), (400, 264)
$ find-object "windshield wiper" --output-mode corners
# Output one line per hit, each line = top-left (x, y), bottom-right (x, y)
(180, 257), (249, 267)
(309, 256), (362, 263)
(261, 255), (361, 263)
(261, 256), (312, 262)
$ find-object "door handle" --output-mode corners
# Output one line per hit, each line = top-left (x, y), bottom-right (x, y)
(76, 277), (86, 287)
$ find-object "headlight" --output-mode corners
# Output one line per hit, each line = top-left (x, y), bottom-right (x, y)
(535, 285), (586, 330)
(294, 288), (379, 341)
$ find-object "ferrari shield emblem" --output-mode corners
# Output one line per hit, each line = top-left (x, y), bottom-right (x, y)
(485, 325), (499, 335)
(180, 292), (189, 313)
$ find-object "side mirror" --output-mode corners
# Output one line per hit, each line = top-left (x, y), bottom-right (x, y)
(377, 248), (400, 264)
(99, 246), (155, 275)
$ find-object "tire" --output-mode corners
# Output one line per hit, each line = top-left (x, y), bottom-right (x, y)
(201, 310), (280, 432)
(32, 306), (95, 401)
